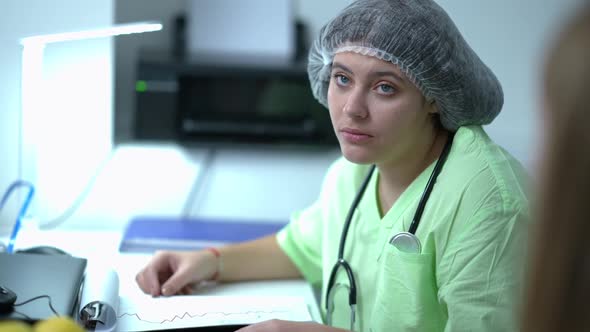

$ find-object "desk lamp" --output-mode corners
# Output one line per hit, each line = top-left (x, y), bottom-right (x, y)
(18, 22), (162, 228)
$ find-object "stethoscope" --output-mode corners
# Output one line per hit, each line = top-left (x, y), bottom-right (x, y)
(325, 132), (455, 330)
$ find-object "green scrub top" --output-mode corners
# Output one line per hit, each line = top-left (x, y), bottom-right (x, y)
(277, 126), (530, 332)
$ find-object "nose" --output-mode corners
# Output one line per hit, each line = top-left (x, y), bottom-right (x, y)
(342, 89), (368, 119)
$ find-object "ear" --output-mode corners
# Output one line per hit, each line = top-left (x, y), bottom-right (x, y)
(426, 98), (438, 115)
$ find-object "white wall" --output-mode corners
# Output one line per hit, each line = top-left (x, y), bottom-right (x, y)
(436, 0), (582, 170)
(0, 1), (113, 234)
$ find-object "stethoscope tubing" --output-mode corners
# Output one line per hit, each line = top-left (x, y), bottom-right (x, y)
(327, 164), (376, 309)
(408, 132), (455, 234)
(325, 132), (455, 323)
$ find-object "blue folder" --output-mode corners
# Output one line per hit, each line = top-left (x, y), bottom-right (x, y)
(119, 216), (287, 253)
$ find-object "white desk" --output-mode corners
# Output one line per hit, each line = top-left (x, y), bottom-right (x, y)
(9, 227), (323, 326)
(2, 143), (333, 328)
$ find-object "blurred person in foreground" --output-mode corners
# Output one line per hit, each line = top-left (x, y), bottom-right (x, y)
(521, 4), (590, 332)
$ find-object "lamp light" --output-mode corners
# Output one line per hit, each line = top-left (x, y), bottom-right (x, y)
(19, 21), (162, 222)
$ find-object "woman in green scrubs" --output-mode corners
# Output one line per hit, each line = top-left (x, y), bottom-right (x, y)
(136, 0), (529, 331)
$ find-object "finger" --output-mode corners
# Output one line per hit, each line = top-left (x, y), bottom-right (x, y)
(174, 285), (191, 295)
(142, 253), (173, 296)
(136, 268), (161, 296)
(135, 271), (151, 294)
(161, 264), (193, 296)
(180, 285), (194, 295)
(146, 267), (165, 297)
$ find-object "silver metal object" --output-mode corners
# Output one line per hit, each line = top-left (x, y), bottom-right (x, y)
(389, 232), (422, 254)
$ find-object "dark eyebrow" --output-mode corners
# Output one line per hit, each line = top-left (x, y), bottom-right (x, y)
(332, 61), (406, 85)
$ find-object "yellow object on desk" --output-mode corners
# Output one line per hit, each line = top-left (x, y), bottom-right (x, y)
(0, 317), (84, 332)
(0, 320), (31, 332)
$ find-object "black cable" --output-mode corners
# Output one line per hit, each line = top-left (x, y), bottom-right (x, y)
(337, 165), (375, 259)
(14, 295), (60, 317)
(408, 132), (455, 234)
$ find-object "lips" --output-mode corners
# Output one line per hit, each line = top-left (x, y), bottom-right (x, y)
(340, 127), (373, 143)
(341, 127), (369, 135)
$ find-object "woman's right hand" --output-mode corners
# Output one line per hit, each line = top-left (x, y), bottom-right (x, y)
(135, 249), (219, 297)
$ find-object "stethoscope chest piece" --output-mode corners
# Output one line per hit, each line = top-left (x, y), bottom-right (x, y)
(389, 231), (422, 254)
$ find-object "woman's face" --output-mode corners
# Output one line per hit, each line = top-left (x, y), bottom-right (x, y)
(327, 52), (437, 166)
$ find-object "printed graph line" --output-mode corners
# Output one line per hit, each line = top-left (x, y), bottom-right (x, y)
(118, 310), (291, 325)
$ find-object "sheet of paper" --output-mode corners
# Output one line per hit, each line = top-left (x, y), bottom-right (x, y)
(116, 295), (312, 331)
(78, 265), (312, 331)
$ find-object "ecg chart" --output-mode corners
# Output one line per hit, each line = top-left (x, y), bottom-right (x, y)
(116, 295), (312, 331)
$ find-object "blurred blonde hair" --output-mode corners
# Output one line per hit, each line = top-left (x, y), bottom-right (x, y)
(522, 5), (590, 332)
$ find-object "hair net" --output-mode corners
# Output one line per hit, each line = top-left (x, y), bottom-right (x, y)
(308, 0), (503, 131)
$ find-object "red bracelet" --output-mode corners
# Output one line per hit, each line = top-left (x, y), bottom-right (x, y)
(205, 247), (221, 280)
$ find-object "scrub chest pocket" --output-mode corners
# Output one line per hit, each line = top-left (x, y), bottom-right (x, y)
(371, 245), (446, 332)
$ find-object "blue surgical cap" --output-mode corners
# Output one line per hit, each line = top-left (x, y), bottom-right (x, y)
(308, 0), (504, 131)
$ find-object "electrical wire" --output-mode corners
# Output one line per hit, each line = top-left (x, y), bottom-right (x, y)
(37, 150), (115, 230)
(0, 180), (35, 253)
(182, 148), (216, 217)
(14, 295), (60, 316)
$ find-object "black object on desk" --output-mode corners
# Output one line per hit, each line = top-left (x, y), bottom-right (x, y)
(16, 245), (70, 256)
(0, 285), (17, 312)
(0, 252), (86, 322)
